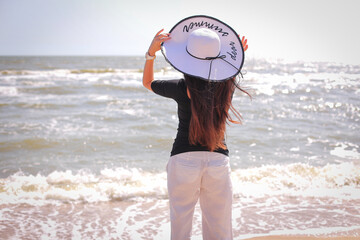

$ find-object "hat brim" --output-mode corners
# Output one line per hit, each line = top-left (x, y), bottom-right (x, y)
(161, 15), (244, 81)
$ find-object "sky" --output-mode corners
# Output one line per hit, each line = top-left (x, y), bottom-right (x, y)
(0, 0), (359, 64)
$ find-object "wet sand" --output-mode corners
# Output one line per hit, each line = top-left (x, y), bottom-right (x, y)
(246, 236), (359, 240)
(2, 199), (359, 239)
(245, 228), (360, 240)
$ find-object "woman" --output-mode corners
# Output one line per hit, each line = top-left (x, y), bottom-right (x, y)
(142, 15), (249, 240)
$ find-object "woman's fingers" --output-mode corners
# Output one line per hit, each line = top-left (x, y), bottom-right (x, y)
(155, 29), (164, 36)
(162, 37), (171, 43)
(242, 36), (247, 44)
(241, 36), (248, 51)
(155, 34), (171, 43)
(159, 34), (171, 39)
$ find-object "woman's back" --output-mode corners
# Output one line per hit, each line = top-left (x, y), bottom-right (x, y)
(151, 77), (230, 156)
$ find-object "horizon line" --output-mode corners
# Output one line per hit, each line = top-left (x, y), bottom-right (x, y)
(0, 55), (356, 66)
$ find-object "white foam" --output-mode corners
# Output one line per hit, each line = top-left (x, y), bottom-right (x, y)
(231, 162), (360, 199)
(1, 162), (359, 205)
(0, 86), (18, 96)
(120, 79), (142, 87)
(330, 142), (360, 159)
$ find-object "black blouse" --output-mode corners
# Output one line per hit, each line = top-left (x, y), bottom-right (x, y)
(151, 79), (229, 157)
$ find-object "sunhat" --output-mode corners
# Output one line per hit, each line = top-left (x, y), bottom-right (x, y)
(161, 15), (244, 81)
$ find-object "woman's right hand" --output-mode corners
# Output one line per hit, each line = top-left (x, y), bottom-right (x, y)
(148, 29), (171, 56)
(241, 36), (248, 51)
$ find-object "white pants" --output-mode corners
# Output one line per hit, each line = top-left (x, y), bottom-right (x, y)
(167, 151), (233, 240)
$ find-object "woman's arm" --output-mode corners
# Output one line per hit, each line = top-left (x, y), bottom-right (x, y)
(142, 29), (171, 91)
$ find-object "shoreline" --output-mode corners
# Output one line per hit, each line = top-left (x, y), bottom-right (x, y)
(245, 236), (359, 240)
(243, 228), (360, 240)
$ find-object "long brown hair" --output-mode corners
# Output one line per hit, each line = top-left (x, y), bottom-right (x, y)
(185, 74), (250, 151)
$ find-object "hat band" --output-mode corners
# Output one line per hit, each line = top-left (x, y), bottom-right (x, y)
(185, 46), (240, 80)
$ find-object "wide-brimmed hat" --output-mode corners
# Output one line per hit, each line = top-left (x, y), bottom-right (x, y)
(161, 15), (244, 81)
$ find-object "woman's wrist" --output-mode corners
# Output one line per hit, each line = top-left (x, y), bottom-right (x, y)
(145, 51), (156, 61)
(147, 50), (156, 56)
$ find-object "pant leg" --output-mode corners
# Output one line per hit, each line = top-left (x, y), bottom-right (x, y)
(167, 152), (202, 240)
(200, 152), (233, 240)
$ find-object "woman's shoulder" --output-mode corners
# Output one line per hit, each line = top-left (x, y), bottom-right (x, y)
(177, 79), (188, 97)
(151, 78), (186, 100)
(152, 78), (184, 85)
(170, 78), (188, 101)
(177, 78), (186, 88)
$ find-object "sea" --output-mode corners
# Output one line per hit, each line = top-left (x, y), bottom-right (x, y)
(0, 56), (359, 239)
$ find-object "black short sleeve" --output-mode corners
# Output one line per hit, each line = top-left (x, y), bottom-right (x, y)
(151, 79), (184, 101)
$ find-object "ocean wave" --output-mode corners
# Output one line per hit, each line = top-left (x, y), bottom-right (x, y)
(70, 68), (116, 74)
(0, 162), (359, 205)
(1, 66), (358, 97)
(244, 58), (360, 74)
(0, 68), (175, 77)
(0, 69), (181, 95)
(0, 138), (62, 152)
(1, 70), (30, 75)
(0, 86), (18, 96)
(232, 162), (360, 199)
